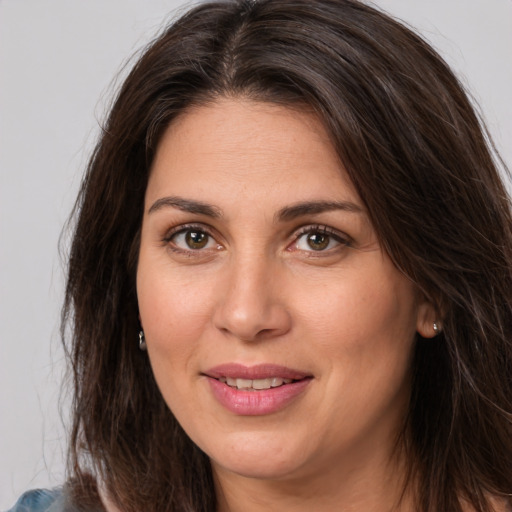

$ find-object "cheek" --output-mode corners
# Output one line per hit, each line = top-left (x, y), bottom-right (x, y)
(300, 272), (417, 428)
(136, 256), (217, 367)
(136, 264), (216, 419)
(294, 269), (416, 348)
(292, 265), (418, 409)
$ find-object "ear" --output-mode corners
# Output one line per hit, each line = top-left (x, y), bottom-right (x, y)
(416, 299), (440, 338)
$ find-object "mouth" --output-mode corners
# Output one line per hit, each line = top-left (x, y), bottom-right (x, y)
(204, 362), (311, 381)
(216, 376), (300, 391)
(204, 364), (313, 415)
(204, 363), (312, 391)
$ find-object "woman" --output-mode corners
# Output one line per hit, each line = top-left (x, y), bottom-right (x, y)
(10, 0), (512, 511)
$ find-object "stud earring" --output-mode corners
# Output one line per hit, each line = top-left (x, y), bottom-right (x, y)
(139, 330), (147, 351)
(433, 322), (441, 336)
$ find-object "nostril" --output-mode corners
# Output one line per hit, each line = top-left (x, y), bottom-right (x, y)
(212, 273), (292, 341)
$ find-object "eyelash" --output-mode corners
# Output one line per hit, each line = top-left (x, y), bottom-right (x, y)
(162, 223), (218, 253)
(162, 223), (351, 255)
(292, 224), (352, 257)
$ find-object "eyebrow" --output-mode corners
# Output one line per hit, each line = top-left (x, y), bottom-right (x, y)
(148, 196), (222, 217)
(276, 200), (363, 222)
(148, 196), (363, 221)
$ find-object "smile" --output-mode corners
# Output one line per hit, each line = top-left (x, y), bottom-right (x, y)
(204, 364), (313, 415)
(217, 376), (295, 390)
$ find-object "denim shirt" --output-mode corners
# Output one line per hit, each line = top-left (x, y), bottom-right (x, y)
(6, 489), (72, 512)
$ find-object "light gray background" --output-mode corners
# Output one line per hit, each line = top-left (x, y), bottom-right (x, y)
(1, 0), (511, 509)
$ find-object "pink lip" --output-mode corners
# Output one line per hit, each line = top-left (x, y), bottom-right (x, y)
(205, 363), (310, 380)
(203, 363), (312, 416)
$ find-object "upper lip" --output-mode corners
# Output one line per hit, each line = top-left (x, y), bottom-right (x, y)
(204, 363), (311, 381)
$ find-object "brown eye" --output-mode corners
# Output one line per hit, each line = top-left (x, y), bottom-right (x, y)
(294, 227), (349, 253)
(170, 228), (216, 250)
(185, 230), (209, 249)
(306, 232), (330, 251)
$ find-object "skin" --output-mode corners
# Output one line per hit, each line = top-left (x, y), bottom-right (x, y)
(136, 98), (437, 511)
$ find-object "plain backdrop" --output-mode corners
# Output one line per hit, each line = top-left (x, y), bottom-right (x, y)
(0, 0), (511, 509)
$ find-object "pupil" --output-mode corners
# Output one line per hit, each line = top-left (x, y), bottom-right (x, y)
(186, 230), (208, 249)
(307, 233), (329, 250)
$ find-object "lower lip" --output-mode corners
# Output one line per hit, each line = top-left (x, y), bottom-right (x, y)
(206, 377), (311, 415)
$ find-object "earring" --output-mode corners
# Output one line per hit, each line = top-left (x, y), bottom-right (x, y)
(139, 330), (147, 351)
(433, 322), (441, 336)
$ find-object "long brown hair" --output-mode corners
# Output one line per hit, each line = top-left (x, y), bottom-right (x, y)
(63, 1), (512, 510)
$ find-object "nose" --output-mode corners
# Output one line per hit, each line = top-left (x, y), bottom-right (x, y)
(213, 254), (292, 342)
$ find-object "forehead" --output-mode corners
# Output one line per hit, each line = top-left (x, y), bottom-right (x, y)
(146, 98), (360, 208)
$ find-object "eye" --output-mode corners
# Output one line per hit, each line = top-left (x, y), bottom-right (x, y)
(293, 226), (350, 252)
(168, 226), (217, 251)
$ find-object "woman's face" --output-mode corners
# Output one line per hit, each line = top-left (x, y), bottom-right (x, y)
(137, 99), (434, 484)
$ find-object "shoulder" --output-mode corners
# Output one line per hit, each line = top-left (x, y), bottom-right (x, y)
(7, 488), (69, 512)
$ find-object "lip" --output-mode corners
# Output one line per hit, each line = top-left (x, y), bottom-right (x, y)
(203, 363), (313, 415)
(204, 363), (311, 381)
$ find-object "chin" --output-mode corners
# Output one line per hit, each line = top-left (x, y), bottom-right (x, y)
(204, 432), (310, 481)
(213, 456), (304, 481)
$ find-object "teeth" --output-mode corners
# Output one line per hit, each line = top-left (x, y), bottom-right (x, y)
(253, 378), (273, 390)
(220, 377), (294, 390)
(271, 377), (284, 387)
(236, 378), (252, 390)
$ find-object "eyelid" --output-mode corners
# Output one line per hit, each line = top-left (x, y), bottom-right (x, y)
(162, 223), (223, 255)
(289, 224), (352, 252)
(161, 222), (351, 254)
(162, 222), (216, 243)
